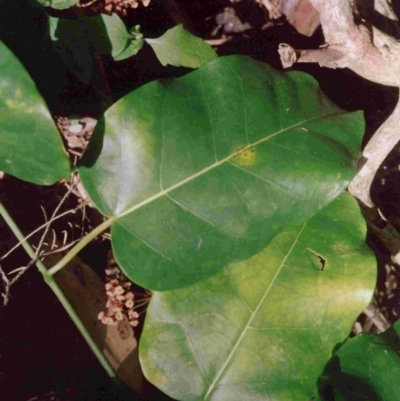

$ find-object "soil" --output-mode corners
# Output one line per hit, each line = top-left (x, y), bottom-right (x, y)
(1, 1), (400, 400)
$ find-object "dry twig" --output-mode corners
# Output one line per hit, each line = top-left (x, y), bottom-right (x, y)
(0, 175), (82, 304)
(0, 201), (88, 263)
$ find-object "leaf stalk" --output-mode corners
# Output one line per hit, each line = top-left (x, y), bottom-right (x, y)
(47, 215), (116, 276)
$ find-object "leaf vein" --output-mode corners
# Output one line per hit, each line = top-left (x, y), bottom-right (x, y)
(228, 162), (296, 196)
(117, 112), (334, 219)
(224, 267), (254, 314)
(203, 222), (307, 400)
(166, 193), (246, 240)
(118, 222), (174, 262)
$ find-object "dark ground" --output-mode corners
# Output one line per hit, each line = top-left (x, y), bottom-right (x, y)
(1, 0), (400, 400)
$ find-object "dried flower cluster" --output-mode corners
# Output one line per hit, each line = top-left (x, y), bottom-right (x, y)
(81, 0), (151, 17)
(97, 267), (139, 327)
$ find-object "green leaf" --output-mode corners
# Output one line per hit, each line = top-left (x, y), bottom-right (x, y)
(140, 192), (376, 401)
(145, 24), (218, 68)
(48, 14), (59, 41)
(317, 319), (400, 401)
(113, 26), (144, 61)
(48, 0), (79, 9)
(0, 41), (70, 185)
(85, 14), (132, 60)
(80, 55), (364, 291)
(113, 38), (144, 61)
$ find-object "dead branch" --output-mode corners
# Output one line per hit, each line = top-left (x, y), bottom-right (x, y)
(0, 266), (10, 305)
(0, 175), (82, 304)
(0, 201), (88, 263)
(278, 0), (400, 207)
(349, 99), (400, 206)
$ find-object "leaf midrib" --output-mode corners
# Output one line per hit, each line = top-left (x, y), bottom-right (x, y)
(203, 222), (307, 400)
(116, 112), (333, 219)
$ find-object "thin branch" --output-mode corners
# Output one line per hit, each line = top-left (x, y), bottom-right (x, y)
(0, 200), (88, 262)
(41, 236), (83, 256)
(349, 99), (400, 207)
(0, 176), (82, 300)
(7, 259), (37, 290)
(132, 299), (151, 309)
(39, 204), (48, 226)
(0, 266), (10, 305)
(35, 176), (79, 256)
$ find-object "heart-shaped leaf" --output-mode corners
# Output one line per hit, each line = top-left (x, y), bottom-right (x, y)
(140, 192), (376, 401)
(145, 24), (217, 68)
(0, 41), (70, 185)
(317, 319), (400, 401)
(80, 55), (364, 291)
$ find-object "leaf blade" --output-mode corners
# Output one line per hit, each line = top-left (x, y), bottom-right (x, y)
(91, 14), (132, 59)
(145, 24), (217, 68)
(80, 55), (364, 290)
(317, 319), (400, 400)
(0, 41), (70, 185)
(140, 193), (376, 401)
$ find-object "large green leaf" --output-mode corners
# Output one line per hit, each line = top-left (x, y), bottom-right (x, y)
(145, 24), (218, 68)
(140, 192), (376, 401)
(80, 55), (364, 291)
(317, 319), (400, 401)
(0, 41), (70, 185)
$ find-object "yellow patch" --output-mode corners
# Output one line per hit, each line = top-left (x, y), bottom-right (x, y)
(5, 98), (33, 113)
(332, 242), (359, 258)
(150, 372), (167, 386)
(232, 147), (256, 167)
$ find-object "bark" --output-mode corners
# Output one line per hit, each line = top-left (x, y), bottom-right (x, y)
(279, 0), (400, 207)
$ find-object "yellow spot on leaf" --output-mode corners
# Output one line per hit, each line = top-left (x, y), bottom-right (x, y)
(5, 99), (33, 113)
(233, 147), (256, 167)
(240, 352), (249, 365)
(151, 372), (167, 386)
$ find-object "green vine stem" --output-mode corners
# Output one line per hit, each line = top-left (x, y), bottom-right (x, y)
(0, 202), (118, 381)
